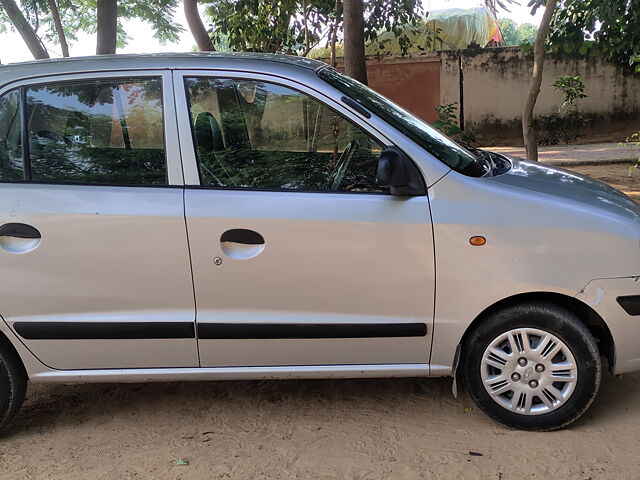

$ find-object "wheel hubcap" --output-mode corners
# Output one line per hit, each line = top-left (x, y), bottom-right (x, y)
(480, 327), (578, 415)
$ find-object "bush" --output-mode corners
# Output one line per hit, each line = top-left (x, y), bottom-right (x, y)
(537, 111), (590, 146)
(620, 131), (640, 177)
(539, 75), (589, 145)
(433, 102), (478, 147)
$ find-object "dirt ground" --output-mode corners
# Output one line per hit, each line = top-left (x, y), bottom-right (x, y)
(1, 163), (639, 480)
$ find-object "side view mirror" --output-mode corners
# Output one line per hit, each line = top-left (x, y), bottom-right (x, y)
(376, 146), (426, 196)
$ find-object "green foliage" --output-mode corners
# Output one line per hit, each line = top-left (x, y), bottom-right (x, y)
(0, 0), (184, 53)
(364, 1), (424, 56)
(485, 0), (519, 13)
(433, 102), (478, 147)
(539, 74), (589, 145)
(620, 131), (640, 176)
(310, 18), (442, 58)
(536, 111), (589, 145)
(551, 75), (587, 109)
(545, 0), (640, 69)
(0, 9), (8, 35)
(203, 0), (333, 54)
(203, 0), (423, 56)
(118, 0), (184, 44)
(498, 18), (537, 47)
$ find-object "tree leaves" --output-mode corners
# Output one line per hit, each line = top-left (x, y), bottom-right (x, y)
(499, 18), (538, 46)
(0, 0), (184, 55)
(547, 0), (640, 69)
(202, 0), (422, 56)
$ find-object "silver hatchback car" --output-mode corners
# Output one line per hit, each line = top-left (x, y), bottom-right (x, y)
(0, 53), (638, 432)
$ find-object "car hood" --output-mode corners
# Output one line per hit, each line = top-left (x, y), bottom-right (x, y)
(486, 157), (640, 221)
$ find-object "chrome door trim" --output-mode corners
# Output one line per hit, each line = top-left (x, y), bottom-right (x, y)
(29, 363), (430, 383)
(0, 70), (185, 186)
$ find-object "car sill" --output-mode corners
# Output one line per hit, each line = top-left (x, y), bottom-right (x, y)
(29, 364), (430, 383)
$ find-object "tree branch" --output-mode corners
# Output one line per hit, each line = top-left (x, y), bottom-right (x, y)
(47, 0), (69, 57)
(184, 0), (215, 52)
(0, 0), (49, 59)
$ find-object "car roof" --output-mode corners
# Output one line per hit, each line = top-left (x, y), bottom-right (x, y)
(0, 52), (329, 88)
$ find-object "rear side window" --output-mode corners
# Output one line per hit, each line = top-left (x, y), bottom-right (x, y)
(0, 91), (23, 180)
(24, 77), (166, 185)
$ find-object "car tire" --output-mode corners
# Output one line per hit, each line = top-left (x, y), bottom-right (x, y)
(463, 302), (601, 431)
(0, 339), (27, 433)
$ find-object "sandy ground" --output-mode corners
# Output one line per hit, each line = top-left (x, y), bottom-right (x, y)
(1, 164), (639, 480)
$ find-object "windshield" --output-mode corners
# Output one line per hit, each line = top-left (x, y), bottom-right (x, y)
(317, 67), (489, 177)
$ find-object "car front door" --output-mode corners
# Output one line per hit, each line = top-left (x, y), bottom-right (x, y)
(175, 70), (435, 368)
(0, 71), (198, 370)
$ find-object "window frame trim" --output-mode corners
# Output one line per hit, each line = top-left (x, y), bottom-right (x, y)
(0, 70), (184, 187)
(172, 69), (396, 195)
(19, 87), (31, 181)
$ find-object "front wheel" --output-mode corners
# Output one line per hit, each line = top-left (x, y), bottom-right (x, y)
(0, 339), (27, 433)
(463, 303), (601, 431)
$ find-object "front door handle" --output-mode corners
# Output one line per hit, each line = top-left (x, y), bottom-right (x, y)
(220, 229), (265, 260)
(0, 223), (41, 239)
(0, 223), (41, 254)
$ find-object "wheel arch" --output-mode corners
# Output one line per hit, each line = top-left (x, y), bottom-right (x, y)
(456, 291), (615, 374)
(0, 329), (28, 379)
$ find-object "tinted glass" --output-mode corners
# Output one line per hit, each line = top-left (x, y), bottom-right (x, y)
(186, 77), (386, 193)
(26, 78), (166, 185)
(0, 91), (23, 180)
(318, 67), (490, 178)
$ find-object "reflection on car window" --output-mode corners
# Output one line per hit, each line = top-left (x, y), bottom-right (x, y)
(0, 91), (23, 180)
(26, 78), (166, 185)
(318, 67), (489, 178)
(185, 77), (387, 193)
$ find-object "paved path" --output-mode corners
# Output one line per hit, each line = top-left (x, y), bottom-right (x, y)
(485, 142), (636, 166)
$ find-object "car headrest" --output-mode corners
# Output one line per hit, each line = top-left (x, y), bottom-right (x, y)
(194, 111), (224, 152)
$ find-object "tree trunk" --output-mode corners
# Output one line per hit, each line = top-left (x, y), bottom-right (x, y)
(302, 0), (310, 55)
(330, 22), (337, 67)
(522, 0), (557, 161)
(47, 0), (69, 57)
(343, 0), (367, 85)
(330, 0), (340, 67)
(0, 0), (49, 59)
(96, 0), (117, 55)
(184, 0), (214, 51)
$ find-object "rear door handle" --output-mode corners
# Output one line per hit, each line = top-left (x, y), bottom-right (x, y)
(0, 223), (41, 239)
(220, 229), (265, 260)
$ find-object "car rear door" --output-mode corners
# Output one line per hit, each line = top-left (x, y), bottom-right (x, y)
(174, 70), (435, 369)
(0, 71), (198, 370)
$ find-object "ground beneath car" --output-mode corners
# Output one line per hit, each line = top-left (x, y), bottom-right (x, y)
(2, 163), (639, 480)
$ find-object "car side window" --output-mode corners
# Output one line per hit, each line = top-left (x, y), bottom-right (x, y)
(185, 77), (387, 193)
(0, 91), (24, 181)
(26, 77), (166, 185)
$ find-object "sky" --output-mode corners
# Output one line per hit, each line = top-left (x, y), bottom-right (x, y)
(0, 1), (543, 64)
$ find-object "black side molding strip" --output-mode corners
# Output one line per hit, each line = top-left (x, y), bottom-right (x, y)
(198, 322), (427, 339)
(14, 322), (195, 340)
(617, 295), (640, 316)
(13, 322), (428, 340)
